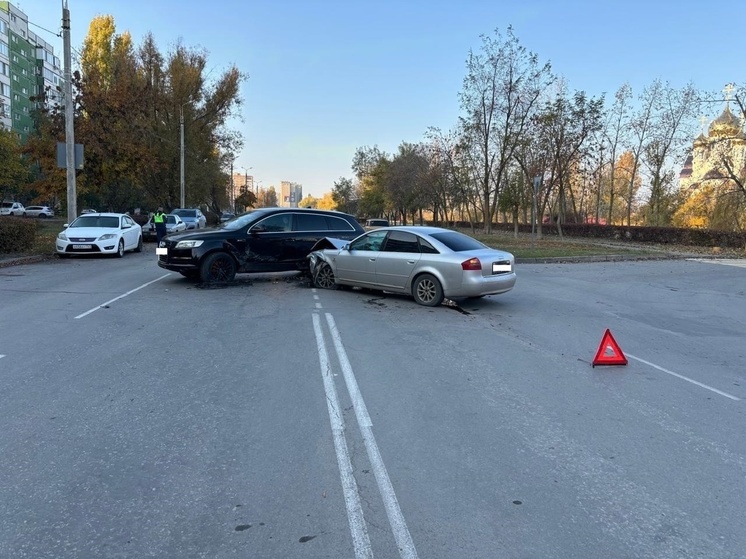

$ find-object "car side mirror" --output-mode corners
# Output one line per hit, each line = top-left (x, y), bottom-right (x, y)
(343, 244), (350, 251)
(250, 225), (266, 234)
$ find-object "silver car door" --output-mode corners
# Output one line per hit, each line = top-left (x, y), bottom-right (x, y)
(334, 230), (387, 285)
(375, 230), (421, 290)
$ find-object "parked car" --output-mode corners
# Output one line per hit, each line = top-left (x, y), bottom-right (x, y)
(142, 214), (187, 241)
(171, 208), (206, 230)
(23, 205), (54, 218)
(308, 226), (516, 307)
(220, 211), (236, 222)
(80, 208), (97, 214)
(0, 202), (24, 216)
(157, 207), (365, 282)
(365, 218), (389, 228)
(56, 212), (143, 257)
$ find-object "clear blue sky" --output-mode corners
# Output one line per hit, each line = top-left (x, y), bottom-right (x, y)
(20, 0), (745, 198)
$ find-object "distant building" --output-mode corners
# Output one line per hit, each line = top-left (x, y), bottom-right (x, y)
(0, 2), (64, 139)
(280, 181), (302, 208)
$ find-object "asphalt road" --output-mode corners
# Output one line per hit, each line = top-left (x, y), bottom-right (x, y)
(1, 251), (745, 558)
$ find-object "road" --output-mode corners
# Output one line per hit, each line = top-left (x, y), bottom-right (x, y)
(1, 252), (745, 558)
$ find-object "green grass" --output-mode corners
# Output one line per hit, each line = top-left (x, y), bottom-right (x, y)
(30, 218), (65, 256)
(464, 229), (656, 259)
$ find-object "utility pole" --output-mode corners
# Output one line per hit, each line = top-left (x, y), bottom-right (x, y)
(180, 105), (185, 208)
(62, 1), (76, 222)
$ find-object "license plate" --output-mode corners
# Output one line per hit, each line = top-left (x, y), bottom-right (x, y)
(492, 262), (511, 273)
(73, 244), (92, 249)
(156, 247), (168, 255)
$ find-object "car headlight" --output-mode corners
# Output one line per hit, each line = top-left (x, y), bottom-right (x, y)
(58, 233), (67, 241)
(99, 233), (117, 240)
(175, 240), (204, 249)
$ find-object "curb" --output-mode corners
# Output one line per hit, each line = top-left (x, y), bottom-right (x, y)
(0, 254), (53, 269)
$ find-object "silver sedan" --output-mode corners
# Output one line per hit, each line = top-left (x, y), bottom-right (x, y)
(308, 226), (516, 306)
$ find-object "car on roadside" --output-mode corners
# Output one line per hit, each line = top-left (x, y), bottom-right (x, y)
(308, 226), (516, 306)
(220, 211), (235, 222)
(171, 208), (206, 230)
(142, 214), (187, 241)
(365, 218), (389, 229)
(0, 202), (25, 216)
(80, 208), (97, 214)
(23, 205), (54, 218)
(56, 212), (143, 257)
(157, 207), (365, 282)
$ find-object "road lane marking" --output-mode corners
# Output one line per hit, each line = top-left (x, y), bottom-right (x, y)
(626, 353), (741, 401)
(312, 313), (373, 559)
(688, 258), (746, 268)
(0, 355), (5, 359)
(75, 274), (171, 319)
(325, 313), (419, 559)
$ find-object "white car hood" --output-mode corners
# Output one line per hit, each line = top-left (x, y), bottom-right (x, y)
(63, 227), (121, 239)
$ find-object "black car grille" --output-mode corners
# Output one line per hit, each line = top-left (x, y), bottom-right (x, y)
(68, 237), (97, 242)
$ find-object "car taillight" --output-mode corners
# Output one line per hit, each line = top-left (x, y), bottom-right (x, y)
(461, 257), (481, 271)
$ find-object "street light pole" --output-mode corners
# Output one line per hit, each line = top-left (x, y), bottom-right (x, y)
(62, 1), (77, 222)
(180, 104), (185, 208)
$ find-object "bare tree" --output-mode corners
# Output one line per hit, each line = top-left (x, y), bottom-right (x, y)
(458, 26), (553, 232)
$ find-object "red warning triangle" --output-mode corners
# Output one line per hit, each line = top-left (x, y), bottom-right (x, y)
(592, 329), (628, 367)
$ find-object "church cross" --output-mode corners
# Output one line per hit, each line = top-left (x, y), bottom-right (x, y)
(699, 115), (708, 133)
(723, 83), (735, 101)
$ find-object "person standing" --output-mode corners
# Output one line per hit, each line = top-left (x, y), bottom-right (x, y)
(153, 207), (167, 243)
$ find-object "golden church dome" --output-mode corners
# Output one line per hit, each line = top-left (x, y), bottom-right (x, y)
(708, 105), (742, 137)
(693, 133), (708, 146)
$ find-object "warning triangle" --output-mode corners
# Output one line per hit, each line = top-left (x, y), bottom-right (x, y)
(592, 329), (628, 367)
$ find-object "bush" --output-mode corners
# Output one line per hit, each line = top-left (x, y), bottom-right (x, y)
(0, 217), (36, 253)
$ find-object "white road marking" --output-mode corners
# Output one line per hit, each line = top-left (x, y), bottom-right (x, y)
(688, 258), (746, 268)
(312, 313), (373, 559)
(75, 274), (171, 319)
(626, 353), (741, 401)
(326, 313), (419, 559)
(0, 355), (5, 359)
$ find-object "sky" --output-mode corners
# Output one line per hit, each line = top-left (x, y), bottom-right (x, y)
(17, 0), (746, 199)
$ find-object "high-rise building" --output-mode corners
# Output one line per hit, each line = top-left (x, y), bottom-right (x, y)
(280, 181), (302, 208)
(0, 2), (63, 139)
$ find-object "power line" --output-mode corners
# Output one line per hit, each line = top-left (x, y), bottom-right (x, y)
(28, 20), (61, 39)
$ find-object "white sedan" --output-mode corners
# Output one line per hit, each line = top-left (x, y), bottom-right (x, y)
(56, 213), (143, 257)
(308, 226), (516, 306)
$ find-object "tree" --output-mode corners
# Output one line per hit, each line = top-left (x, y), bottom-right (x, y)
(458, 26), (553, 232)
(331, 177), (355, 214)
(640, 82), (699, 226)
(0, 128), (31, 201)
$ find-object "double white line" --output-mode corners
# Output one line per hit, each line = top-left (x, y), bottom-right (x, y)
(312, 312), (418, 559)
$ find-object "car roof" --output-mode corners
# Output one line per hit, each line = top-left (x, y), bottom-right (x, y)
(76, 212), (128, 217)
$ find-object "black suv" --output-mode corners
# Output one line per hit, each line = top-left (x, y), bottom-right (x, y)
(157, 207), (365, 282)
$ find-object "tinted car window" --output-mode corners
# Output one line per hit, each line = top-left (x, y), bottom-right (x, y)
(419, 237), (439, 254)
(327, 216), (356, 231)
(382, 231), (419, 253)
(254, 213), (292, 232)
(295, 213), (329, 231)
(173, 209), (197, 218)
(71, 216), (120, 228)
(429, 231), (488, 251)
(350, 230), (387, 251)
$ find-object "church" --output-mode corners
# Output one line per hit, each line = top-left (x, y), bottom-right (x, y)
(676, 90), (746, 230)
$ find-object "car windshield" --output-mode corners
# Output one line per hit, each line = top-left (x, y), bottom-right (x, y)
(70, 216), (119, 228)
(220, 209), (270, 231)
(173, 209), (196, 218)
(429, 231), (488, 251)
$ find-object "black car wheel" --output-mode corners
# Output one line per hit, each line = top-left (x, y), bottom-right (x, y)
(116, 239), (125, 258)
(134, 236), (143, 253)
(314, 262), (337, 289)
(200, 252), (236, 283)
(412, 273), (444, 307)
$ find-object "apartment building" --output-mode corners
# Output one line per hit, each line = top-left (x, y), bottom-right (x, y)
(280, 181), (302, 208)
(0, 2), (63, 139)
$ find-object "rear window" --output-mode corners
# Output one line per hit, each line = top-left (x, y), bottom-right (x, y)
(429, 231), (488, 252)
(173, 209), (196, 218)
(1, 202), (12, 208)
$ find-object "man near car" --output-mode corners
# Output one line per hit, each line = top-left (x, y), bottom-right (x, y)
(154, 207), (167, 243)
